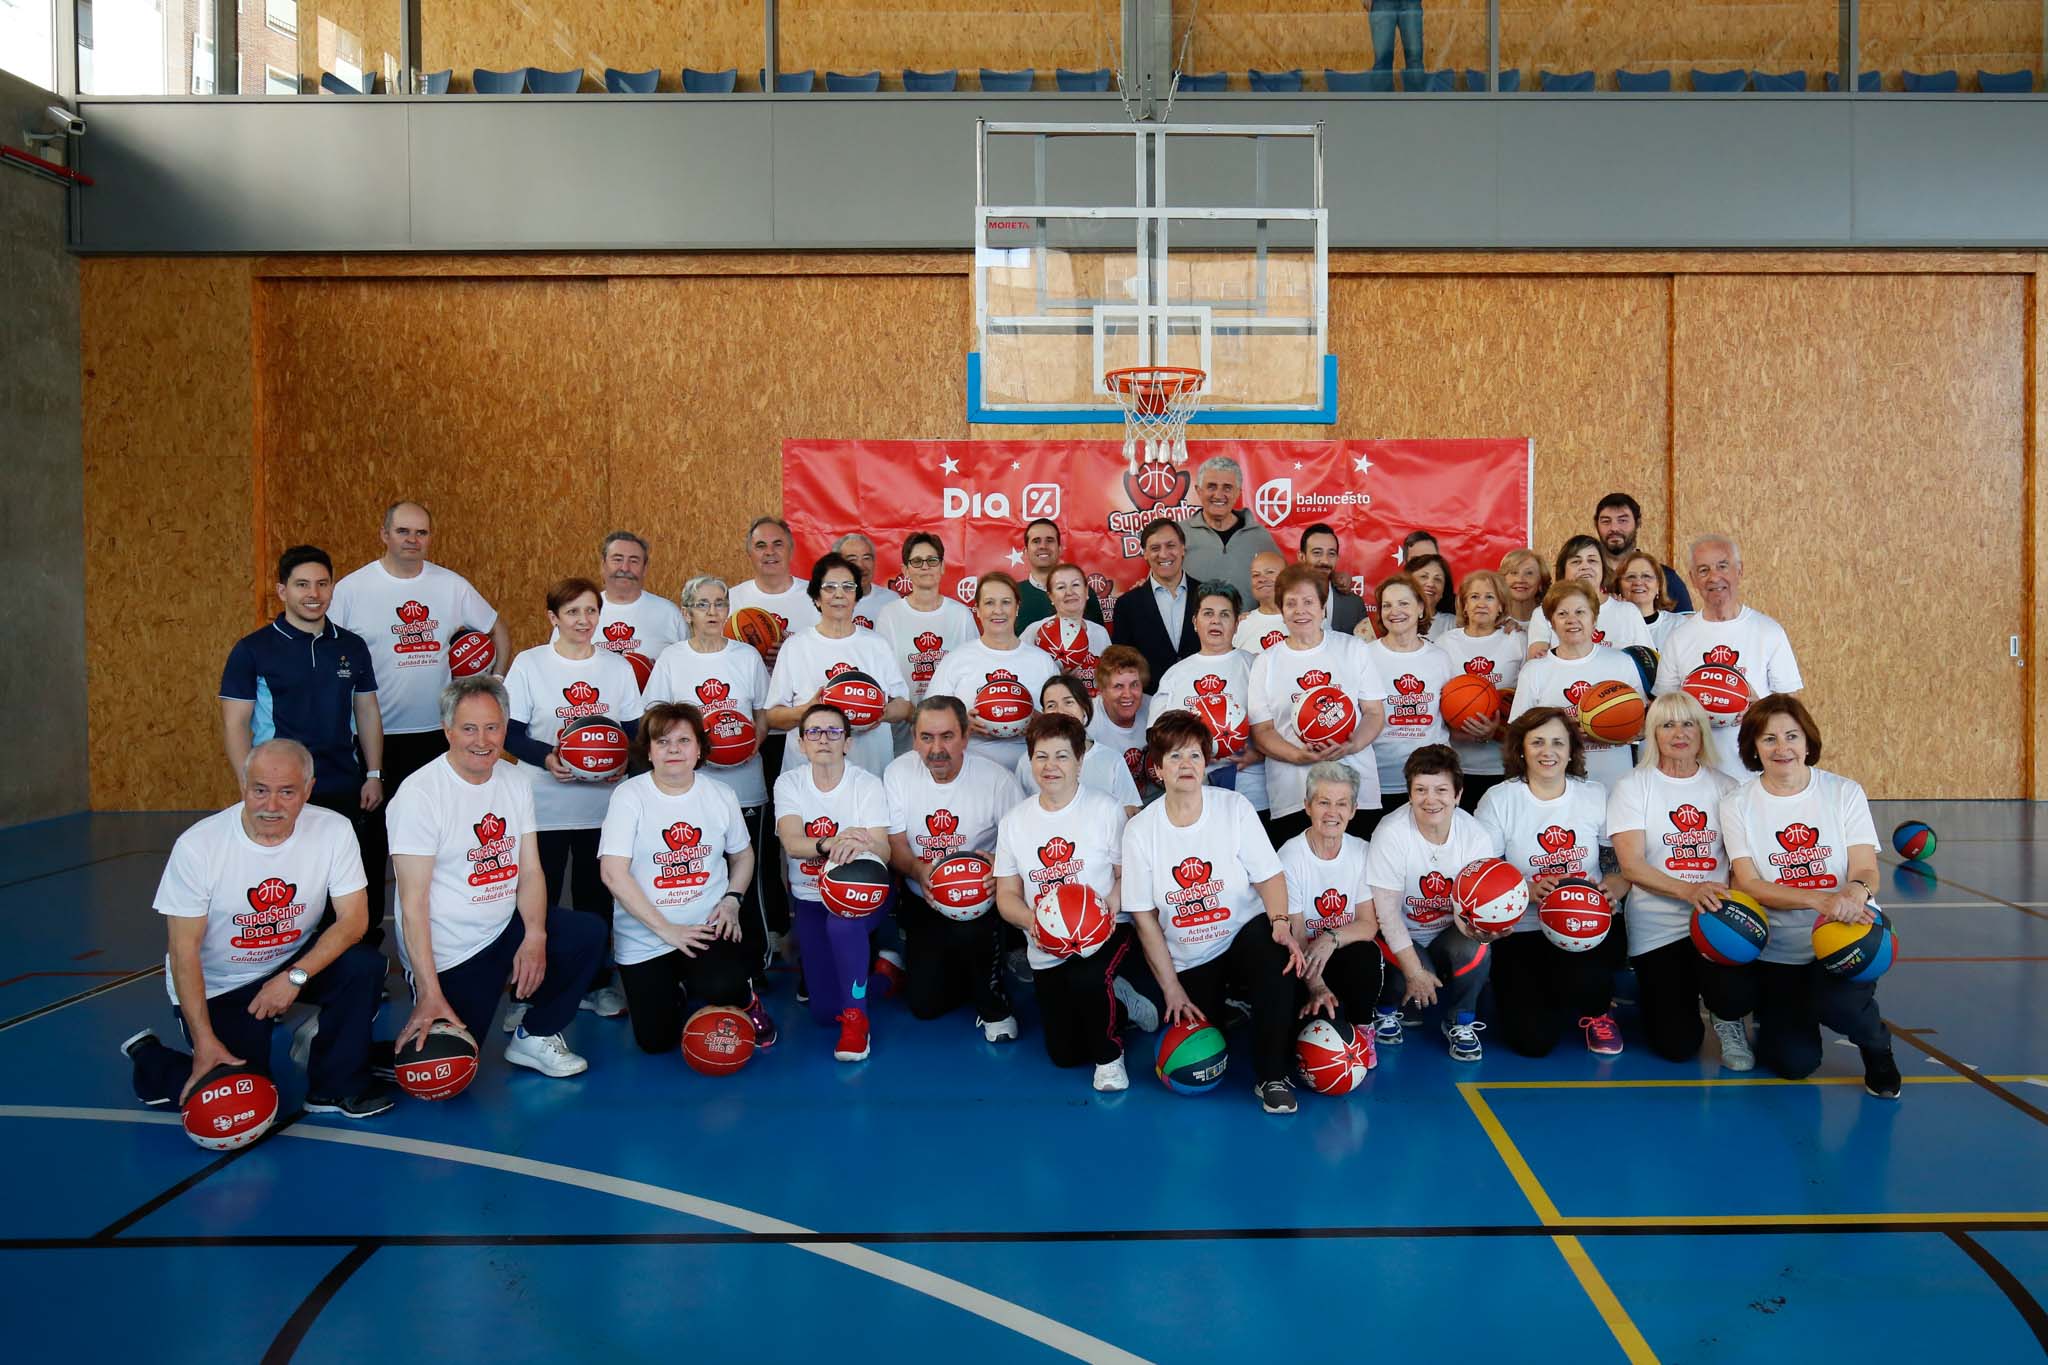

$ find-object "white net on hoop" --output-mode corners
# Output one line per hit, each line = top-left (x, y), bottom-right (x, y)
(1107, 367), (1205, 472)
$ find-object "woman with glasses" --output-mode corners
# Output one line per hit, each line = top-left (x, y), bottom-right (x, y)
(875, 532), (979, 713)
(764, 552), (912, 780)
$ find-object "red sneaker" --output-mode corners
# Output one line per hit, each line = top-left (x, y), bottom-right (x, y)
(1581, 1013), (1623, 1056)
(870, 950), (906, 999)
(833, 1008), (871, 1062)
(745, 992), (778, 1049)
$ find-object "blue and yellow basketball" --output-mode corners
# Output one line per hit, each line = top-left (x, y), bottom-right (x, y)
(1891, 821), (1936, 860)
(1155, 1021), (1229, 1094)
(1690, 890), (1769, 966)
(1813, 905), (1896, 982)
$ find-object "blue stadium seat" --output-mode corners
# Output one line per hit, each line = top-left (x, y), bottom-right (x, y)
(604, 67), (660, 93)
(1175, 71), (1228, 92)
(1902, 69), (1960, 92)
(979, 68), (1035, 91)
(419, 69), (452, 94)
(1823, 69), (1882, 92)
(472, 68), (526, 94)
(1978, 69), (2037, 92)
(1056, 67), (1113, 92)
(1415, 69), (1456, 91)
(1248, 68), (1304, 92)
(1539, 70), (1594, 92)
(319, 71), (367, 95)
(526, 67), (583, 93)
(682, 67), (738, 93)
(1751, 70), (1808, 92)
(1463, 69), (1522, 91)
(826, 70), (882, 92)
(903, 69), (959, 92)
(1614, 69), (1672, 92)
(759, 69), (816, 92)
(1691, 68), (1748, 92)
(1324, 69), (1387, 92)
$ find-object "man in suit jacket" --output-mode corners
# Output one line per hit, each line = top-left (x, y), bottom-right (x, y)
(1109, 518), (1200, 693)
(1302, 522), (1369, 636)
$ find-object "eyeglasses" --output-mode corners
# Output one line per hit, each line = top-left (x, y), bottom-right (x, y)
(686, 600), (725, 611)
(820, 582), (859, 595)
(906, 556), (943, 569)
(802, 726), (848, 741)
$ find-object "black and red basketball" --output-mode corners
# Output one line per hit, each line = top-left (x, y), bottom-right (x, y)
(927, 853), (995, 922)
(557, 716), (629, 779)
(820, 669), (887, 732)
(682, 1005), (757, 1076)
(394, 1021), (480, 1101)
(181, 1063), (280, 1151)
(819, 856), (893, 918)
(448, 629), (494, 678)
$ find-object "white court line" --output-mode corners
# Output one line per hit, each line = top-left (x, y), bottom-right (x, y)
(0, 1105), (1149, 1365)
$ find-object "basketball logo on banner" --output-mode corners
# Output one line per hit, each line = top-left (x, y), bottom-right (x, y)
(1253, 478), (1293, 527)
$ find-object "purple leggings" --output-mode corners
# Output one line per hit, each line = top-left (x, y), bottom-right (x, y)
(790, 895), (882, 1024)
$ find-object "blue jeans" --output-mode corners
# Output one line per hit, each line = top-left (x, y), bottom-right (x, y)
(1369, 0), (1424, 91)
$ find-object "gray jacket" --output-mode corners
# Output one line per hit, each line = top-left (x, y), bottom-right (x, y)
(1182, 509), (1279, 606)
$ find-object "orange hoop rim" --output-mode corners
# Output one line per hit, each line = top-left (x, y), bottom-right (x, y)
(1104, 365), (1208, 405)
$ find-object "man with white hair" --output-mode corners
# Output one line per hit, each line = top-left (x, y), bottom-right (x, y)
(121, 739), (392, 1118)
(835, 532), (902, 631)
(1654, 535), (1805, 781)
(1183, 455), (1279, 604)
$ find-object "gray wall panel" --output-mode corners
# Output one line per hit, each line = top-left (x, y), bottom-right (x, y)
(1853, 98), (2048, 244)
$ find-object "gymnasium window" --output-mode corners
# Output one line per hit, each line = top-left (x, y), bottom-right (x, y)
(0, 0), (55, 89)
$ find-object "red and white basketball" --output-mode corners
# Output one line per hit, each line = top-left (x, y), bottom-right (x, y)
(1293, 685), (1358, 747)
(393, 1021), (479, 1101)
(1539, 877), (1613, 953)
(818, 856), (893, 919)
(927, 853), (994, 922)
(820, 669), (887, 732)
(1454, 857), (1529, 935)
(1033, 882), (1113, 959)
(181, 1064), (280, 1151)
(1190, 685), (1249, 759)
(1682, 664), (1751, 719)
(1295, 1017), (1370, 1095)
(973, 677), (1035, 738)
(448, 629), (494, 678)
(557, 717), (629, 779)
(703, 708), (759, 767)
(681, 1005), (757, 1076)
(623, 651), (654, 691)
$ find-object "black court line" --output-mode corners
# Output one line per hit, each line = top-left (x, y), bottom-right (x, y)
(0, 965), (162, 1033)
(1947, 1229), (2048, 1352)
(1884, 857), (2048, 923)
(0, 848), (170, 892)
(93, 1110), (307, 1240)
(261, 1243), (376, 1365)
(1890, 1025), (2048, 1129)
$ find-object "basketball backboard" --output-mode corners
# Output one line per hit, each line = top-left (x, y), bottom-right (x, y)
(971, 121), (1333, 424)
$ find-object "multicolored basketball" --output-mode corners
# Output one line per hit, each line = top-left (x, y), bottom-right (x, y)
(557, 716), (629, 779)
(1682, 664), (1751, 720)
(1294, 684), (1358, 747)
(818, 856), (893, 919)
(448, 628), (495, 678)
(681, 1005), (757, 1075)
(1032, 882), (1113, 959)
(623, 651), (655, 691)
(1156, 1020), (1230, 1094)
(972, 677), (1035, 738)
(820, 668), (887, 732)
(1891, 821), (1936, 860)
(1190, 688), (1250, 759)
(1622, 645), (1660, 699)
(725, 607), (784, 653)
(1690, 891), (1770, 965)
(181, 1064), (280, 1151)
(1454, 856), (1529, 935)
(1538, 877), (1613, 952)
(1575, 679), (1645, 744)
(703, 707), (759, 767)
(926, 853), (994, 922)
(1813, 905), (1897, 982)
(1295, 1017), (1369, 1096)
(1439, 674), (1502, 731)
(394, 1021), (480, 1101)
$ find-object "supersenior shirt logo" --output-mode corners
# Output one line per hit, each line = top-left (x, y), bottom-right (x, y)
(1662, 804), (1718, 873)
(234, 878), (306, 953)
(918, 809), (963, 864)
(654, 821), (711, 892)
(469, 813), (518, 887)
(391, 599), (441, 661)
(1770, 822), (1835, 888)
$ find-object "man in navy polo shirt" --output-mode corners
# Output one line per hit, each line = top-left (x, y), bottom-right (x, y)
(221, 545), (390, 942)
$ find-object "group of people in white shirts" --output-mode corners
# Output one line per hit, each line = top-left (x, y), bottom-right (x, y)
(125, 494), (1900, 1124)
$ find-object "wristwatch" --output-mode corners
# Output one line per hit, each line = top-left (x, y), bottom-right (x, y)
(286, 967), (310, 988)
(365, 769), (382, 779)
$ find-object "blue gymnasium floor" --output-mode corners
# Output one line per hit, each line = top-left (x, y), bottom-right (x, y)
(1, 805), (2044, 1364)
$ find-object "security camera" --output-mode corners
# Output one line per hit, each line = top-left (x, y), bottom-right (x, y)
(45, 105), (85, 137)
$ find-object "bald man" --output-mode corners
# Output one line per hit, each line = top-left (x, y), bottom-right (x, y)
(1232, 550), (1289, 652)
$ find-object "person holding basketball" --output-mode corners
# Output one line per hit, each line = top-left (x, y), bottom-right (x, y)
(1030, 562), (1112, 695)
(1279, 762), (1391, 1033)
(1155, 583), (1266, 812)
(1016, 675), (1143, 815)
(1510, 581), (1644, 789)
(1435, 569), (1525, 810)
(1719, 694), (1900, 1098)
(926, 572), (1062, 772)
(1360, 573), (1455, 822)
(1124, 709), (1305, 1114)
(1653, 535), (1805, 783)
(1525, 535), (1650, 657)
(763, 553), (913, 780)
(1015, 519), (1107, 631)
(730, 516), (818, 668)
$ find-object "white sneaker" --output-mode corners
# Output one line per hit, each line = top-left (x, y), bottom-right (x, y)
(505, 1028), (587, 1077)
(579, 986), (627, 1018)
(978, 1014), (1020, 1043)
(1113, 976), (1160, 1033)
(289, 1013), (320, 1070)
(500, 1002), (528, 1035)
(1092, 1056), (1129, 1092)
(1713, 1016), (1755, 1072)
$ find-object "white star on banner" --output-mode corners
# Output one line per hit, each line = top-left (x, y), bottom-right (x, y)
(1353, 452), (1373, 476)
(1011, 461), (1022, 471)
(940, 455), (960, 475)
(1007, 548), (1025, 566)
(1293, 462), (1303, 471)
(1391, 546), (1405, 564)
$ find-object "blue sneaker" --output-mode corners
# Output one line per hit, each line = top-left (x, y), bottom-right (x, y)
(1373, 1007), (1405, 1046)
(1442, 1018), (1486, 1063)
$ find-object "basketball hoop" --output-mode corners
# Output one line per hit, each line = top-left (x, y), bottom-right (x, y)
(1106, 366), (1205, 472)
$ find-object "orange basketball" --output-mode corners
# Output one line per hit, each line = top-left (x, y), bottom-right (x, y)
(1439, 674), (1501, 730)
(1576, 679), (1645, 744)
(725, 607), (783, 653)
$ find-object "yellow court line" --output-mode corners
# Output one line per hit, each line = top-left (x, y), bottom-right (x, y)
(1458, 1083), (1563, 1224)
(1551, 1210), (2048, 1229)
(1553, 1236), (1660, 1365)
(1469, 1075), (2046, 1092)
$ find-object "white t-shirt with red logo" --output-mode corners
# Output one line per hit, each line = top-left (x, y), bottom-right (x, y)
(884, 752), (1023, 873)
(852, 585), (901, 634)
(1155, 650), (1266, 812)
(503, 645), (647, 832)
(1526, 597), (1653, 653)
(993, 785), (1127, 973)
(1435, 627), (1528, 777)
(1233, 611), (1288, 653)
(729, 580), (820, 641)
(1361, 638), (1456, 796)
(1122, 788), (1284, 972)
(1508, 645), (1643, 789)
(925, 638), (1062, 772)
(765, 627), (912, 780)
(1653, 607), (1806, 781)
(875, 596), (980, 702)
(569, 592), (685, 665)
(1278, 832), (1372, 939)
(1607, 764), (1740, 954)
(1362, 803), (1499, 949)
(1014, 741), (1144, 811)
(1475, 777), (1612, 934)
(1029, 616), (1113, 694)
(388, 755), (535, 975)
(1719, 768), (1877, 964)
(772, 762), (890, 904)
(154, 804), (368, 1005)
(642, 638), (771, 808)
(1247, 632), (1388, 817)
(598, 772), (750, 965)
(1089, 705), (1155, 800)
(330, 559), (499, 734)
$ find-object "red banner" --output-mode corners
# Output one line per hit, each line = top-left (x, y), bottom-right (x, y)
(782, 438), (1532, 607)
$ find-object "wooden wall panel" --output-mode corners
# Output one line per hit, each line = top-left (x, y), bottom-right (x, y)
(1673, 273), (2028, 799)
(1861, 0), (2043, 88)
(297, 2), (405, 88)
(779, 0), (1118, 88)
(419, 0), (764, 91)
(1178, 0), (1490, 83)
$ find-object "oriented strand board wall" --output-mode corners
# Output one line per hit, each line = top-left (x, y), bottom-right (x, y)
(418, 0), (765, 91)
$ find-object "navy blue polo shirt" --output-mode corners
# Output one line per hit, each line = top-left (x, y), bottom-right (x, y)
(220, 615), (378, 797)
